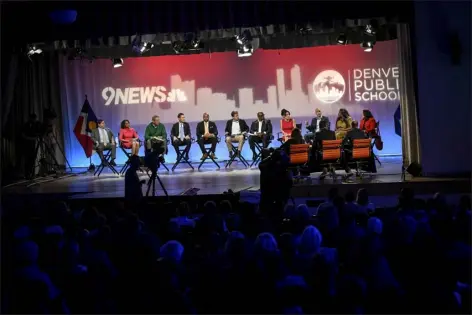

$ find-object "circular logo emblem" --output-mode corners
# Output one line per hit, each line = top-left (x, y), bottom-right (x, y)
(312, 70), (346, 104)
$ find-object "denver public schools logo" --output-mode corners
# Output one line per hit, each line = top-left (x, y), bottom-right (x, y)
(312, 70), (346, 104)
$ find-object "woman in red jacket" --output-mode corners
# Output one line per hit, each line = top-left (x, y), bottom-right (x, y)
(119, 119), (141, 155)
(360, 109), (377, 137)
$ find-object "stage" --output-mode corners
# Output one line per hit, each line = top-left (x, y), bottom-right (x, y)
(2, 157), (470, 203)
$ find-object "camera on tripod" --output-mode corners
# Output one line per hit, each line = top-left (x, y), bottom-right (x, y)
(144, 140), (168, 197)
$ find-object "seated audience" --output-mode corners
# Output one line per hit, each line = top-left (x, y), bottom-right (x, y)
(280, 128), (304, 155)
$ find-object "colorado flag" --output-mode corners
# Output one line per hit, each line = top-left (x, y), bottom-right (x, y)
(73, 98), (98, 158)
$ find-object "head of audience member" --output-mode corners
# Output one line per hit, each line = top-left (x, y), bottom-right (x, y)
(254, 232), (278, 256)
(203, 112), (210, 122)
(152, 115), (160, 126)
(398, 187), (415, 210)
(231, 111), (239, 121)
(351, 120), (359, 129)
(279, 233), (296, 256)
(398, 215), (418, 244)
(219, 200), (233, 214)
(159, 240), (184, 263)
(362, 109), (373, 119)
(290, 128), (302, 141)
(337, 274), (367, 314)
(121, 119), (130, 129)
(178, 113), (185, 123)
(203, 200), (218, 216)
(15, 240), (39, 267)
(356, 188), (370, 206)
(97, 119), (106, 129)
(367, 217), (383, 235)
(298, 225), (323, 256)
(257, 112), (265, 121)
(176, 201), (191, 217)
(281, 109), (291, 120)
(315, 108), (322, 118)
(319, 120), (328, 130)
(224, 231), (246, 261)
(345, 191), (355, 203)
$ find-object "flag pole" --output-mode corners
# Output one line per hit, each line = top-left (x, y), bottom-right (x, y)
(85, 94), (95, 172)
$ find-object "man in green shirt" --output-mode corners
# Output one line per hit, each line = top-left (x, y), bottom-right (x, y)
(145, 115), (167, 155)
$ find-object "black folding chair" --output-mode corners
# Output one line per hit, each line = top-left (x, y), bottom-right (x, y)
(119, 141), (145, 175)
(225, 136), (249, 168)
(198, 136), (221, 170)
(94, 149), (119, 177)
(249, 134), (274, 167)
(172, 138), (195, 171)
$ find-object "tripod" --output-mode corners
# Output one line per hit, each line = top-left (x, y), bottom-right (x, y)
(146, 169), (168, 197)
(29, 136), (61, 179)
(48, 129), (73, 172)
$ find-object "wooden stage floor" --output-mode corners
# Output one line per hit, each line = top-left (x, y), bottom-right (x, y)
(2, 157), (470, 200)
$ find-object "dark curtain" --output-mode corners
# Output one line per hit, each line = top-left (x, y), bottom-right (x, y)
(1, 52), (64, 181)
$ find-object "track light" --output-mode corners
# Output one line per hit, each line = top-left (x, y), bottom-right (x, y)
(132, 35), (154, 55)
(27, 45), (43, 59)
(361, 41), (374, 52)
(112, 58), (123, 68)
(235, 30), (254, 57)
(336, 34), (347, 45)
(237, 45), (253, 58)
(235, 30), (252, 45)
(364, 24), (376, 36)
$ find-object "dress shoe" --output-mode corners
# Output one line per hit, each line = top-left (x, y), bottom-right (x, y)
(210, 153), (217, 159)
(201, 153), (208, 160)
(252, 153), (257, 161)
(110, 160), (117, 167)
(319, 167), (328, 180)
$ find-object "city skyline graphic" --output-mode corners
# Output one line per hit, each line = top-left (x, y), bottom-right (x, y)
(130, 65), (357, 124)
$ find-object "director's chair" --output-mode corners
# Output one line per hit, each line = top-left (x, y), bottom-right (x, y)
(225, 135), (249, 168)
(198, 136), (221, 170)
(94, 148), (119, 177)
(172, 137), (195, 171)
(249, 134), (274, 167)
(119, 140), (145, 175)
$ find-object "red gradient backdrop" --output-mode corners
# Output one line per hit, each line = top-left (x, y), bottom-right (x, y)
(60, 40), (400, 166)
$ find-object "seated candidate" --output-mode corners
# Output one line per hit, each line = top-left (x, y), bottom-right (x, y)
(225, 111), (249, 158)
(280, 109), (296, 142)
(335, 108), (353, 140)
(91, 119), (117, 166)
(196, 112), (218, 160)
(248, 112), (272, 161)
(171, 113), (192, 160)
(144, 115), (167, 161)
(119, 119), (141, 156)
(359, 109), (378, 138)
(304, 108), (330, 143)
(312, 120), (336, 152)
(280, 128), (304, 156)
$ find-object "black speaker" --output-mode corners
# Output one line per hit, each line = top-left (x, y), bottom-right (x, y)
(406, 162), (422, 177)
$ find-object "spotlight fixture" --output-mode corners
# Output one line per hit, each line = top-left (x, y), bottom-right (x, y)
(27, 45), (43, 58)
(361, 41), (374, 52)
(364, 24), (376, 36)
(132, 35), (154, 55)
(237, 45), (253, 58)
(172, 42), (184, 54)
(112, 58), (123, 68)
(336, 34), (347, 45)
(235, 30), (252, 45)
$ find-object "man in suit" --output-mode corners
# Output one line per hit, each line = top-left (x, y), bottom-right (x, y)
(248, 112), (272, 161)
(196, 112), (218, 160)
(304, 108), (330, 143)
(225, 111), (249, 158)
(171, 113), (192, 160)
(91, 119), (117, 166)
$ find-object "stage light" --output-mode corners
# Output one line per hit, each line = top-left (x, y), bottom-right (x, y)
(112, 58), (123, 68)
(237, 46), (253, 58)
(364, 24), (376, 36)
(172, 42), (183, 54)
(27, 45), (43, 60)
(337, 34), (347, 45)
(235, 30), (252, 45)
(132, 35), (154, 55)
(361, 41), (374, 52)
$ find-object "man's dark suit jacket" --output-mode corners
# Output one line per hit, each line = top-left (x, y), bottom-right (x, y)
(196, 121), (218, 140)
(346, 128), (368, 141)
(225, 119), (249, 135)
(250, 119), (273, 135)
(313, 129), (336, 151)
(307, 116), (330, 132)
(171, 122), (191, 138)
